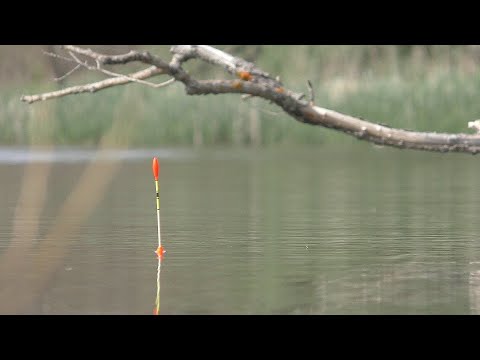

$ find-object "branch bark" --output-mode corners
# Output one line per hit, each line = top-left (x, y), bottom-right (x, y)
(21, 45), (480, 154)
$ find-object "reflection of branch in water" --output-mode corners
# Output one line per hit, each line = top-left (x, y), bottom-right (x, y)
(154, 256), (162, 315)
(0, 91), (136, 314)
(6, 150), (52, 257)
(0, 103), (55, 313)
(10, 102), (55, 251)
(0, 150), (123, 313)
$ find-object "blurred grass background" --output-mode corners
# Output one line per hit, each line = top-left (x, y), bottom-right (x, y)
(2, 45), (480, 147)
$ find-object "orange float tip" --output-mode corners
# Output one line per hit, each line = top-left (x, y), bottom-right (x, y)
(155, 246), (165, 257)
(152, 157), (159, 181)
(153, 308), (159, 315)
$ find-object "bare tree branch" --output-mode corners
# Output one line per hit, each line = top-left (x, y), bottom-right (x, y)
(21, 45), (480, 154)
(21, 66), (165, 103)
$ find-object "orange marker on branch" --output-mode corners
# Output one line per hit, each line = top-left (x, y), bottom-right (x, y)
(237, 70), (252, 81)
(152, 157), (165, 257)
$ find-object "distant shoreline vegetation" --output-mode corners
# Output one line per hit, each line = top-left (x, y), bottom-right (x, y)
(1, 45), (480, 147)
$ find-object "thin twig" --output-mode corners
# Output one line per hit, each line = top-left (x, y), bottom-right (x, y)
(68, 51), (85, 67)
(43, 51), (75, 63)
(307, 80), (315, 106)
(97, 67), (172, 88)
(153, 78), (176, 88)
(54, 64), (81, 82)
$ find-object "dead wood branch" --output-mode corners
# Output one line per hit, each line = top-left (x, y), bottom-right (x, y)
(21, 45), (480, 154)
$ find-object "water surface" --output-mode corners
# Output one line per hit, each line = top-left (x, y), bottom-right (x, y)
(1, 145), (480, 314)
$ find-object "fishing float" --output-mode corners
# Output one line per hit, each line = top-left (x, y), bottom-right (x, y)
(152, 157), (165, 258)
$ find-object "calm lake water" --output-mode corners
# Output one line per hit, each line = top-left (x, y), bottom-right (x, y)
(1, 144), (480, 314)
